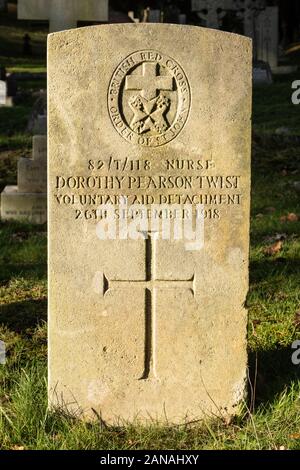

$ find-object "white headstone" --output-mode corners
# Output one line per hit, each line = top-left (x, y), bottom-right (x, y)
(255, 6), (278, 70)
(128, 11), (140, 23)
(18, 0), (109, 33)
(0, 80), (6, 105)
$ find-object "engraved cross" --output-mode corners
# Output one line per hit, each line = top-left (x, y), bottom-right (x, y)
(125, 62), (174, 101)
(101, 233), (195, 380)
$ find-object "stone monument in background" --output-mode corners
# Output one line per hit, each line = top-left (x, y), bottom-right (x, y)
(1, 135), (47, 224)
(18, 0), (109, 32)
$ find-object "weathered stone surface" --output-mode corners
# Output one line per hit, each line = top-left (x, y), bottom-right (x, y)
(18, 135), (47, 193)
(1, 186), (47, 224)
(48, 24), (252, 424)
(18, 0), (109, 33)
(1, 136), (47, 224)
(32, 115), (47, 135)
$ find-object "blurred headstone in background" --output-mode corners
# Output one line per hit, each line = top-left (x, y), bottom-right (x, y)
(147, 9), (162, 23)
(0, 78), (14, 107)
(253, 60), (273, 85)
(128, 11), (140, 23)
(178, 14), (187, 24)
(27, 91), (47, 133)
(0, 80), (7, 106)
(18, 0), (109, 33)
(32, 114), (47, 135)
(0, 0), (7, 13)
(1, 136), (47, 224)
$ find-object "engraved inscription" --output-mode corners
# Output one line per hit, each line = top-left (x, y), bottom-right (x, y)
(108, 51), (191, 147)
(53, 155), (243, 222)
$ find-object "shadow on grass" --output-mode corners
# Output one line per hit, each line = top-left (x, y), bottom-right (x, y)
(250, 258), (300, 284)
(248, 347), (300, 407)
(0, 298), (47, 333)
(0, 263), (46, 285)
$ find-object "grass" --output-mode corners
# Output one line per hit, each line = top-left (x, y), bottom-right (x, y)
(0, 10), (47, 72)
(0, 15), (299, 450)
(253, 73), (300, 135)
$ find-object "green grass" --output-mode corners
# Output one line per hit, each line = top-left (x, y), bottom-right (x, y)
(253, 73), (300, 135)
(0, 16), (300, 450)
(0, 362), (299, 450)
(0, 11), (47, 72)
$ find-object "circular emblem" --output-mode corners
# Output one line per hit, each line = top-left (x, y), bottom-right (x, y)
(108, 50), (191, 147)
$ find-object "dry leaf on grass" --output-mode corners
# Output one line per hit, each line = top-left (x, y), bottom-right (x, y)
(293, 311), (300, 330)
(11, 445), (25, 451)
(265, 207), (276, 213)
(287, 213), (299, 222)
(11, 232), (29, 242)
(264, 240), (283, 256)
(280, 213), (299, 222)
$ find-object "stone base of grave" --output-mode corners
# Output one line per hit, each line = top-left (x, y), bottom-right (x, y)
(0, 97), (13, 107)
(1, 186), (47, 224)
(253, 61), (273, 85)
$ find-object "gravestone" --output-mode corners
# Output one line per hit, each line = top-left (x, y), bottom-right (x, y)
(191, 0), (267, 45)
(253, 60), (273, 85)
(255, 6), (296, 74)
(148, 9), (161, 23)
(255, 6), (278, 70)
(128, 11), (140, 23)
(0, 79), (12, 107)
(191, 0), (227, 29)
(18, 0), (109, 33)
(233, 0), (266, 39)
(0, 80), (6, 105)
(32, 114), (47, 135)
(27, 92), (47, 133)
(178, 14), (187, 24)
(18, 136), (47, 193)
(48, 24), (252, 423)
(1, 136), (47, 223)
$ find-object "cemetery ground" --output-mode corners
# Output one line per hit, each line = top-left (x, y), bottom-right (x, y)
(0, 21), (300, 451)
